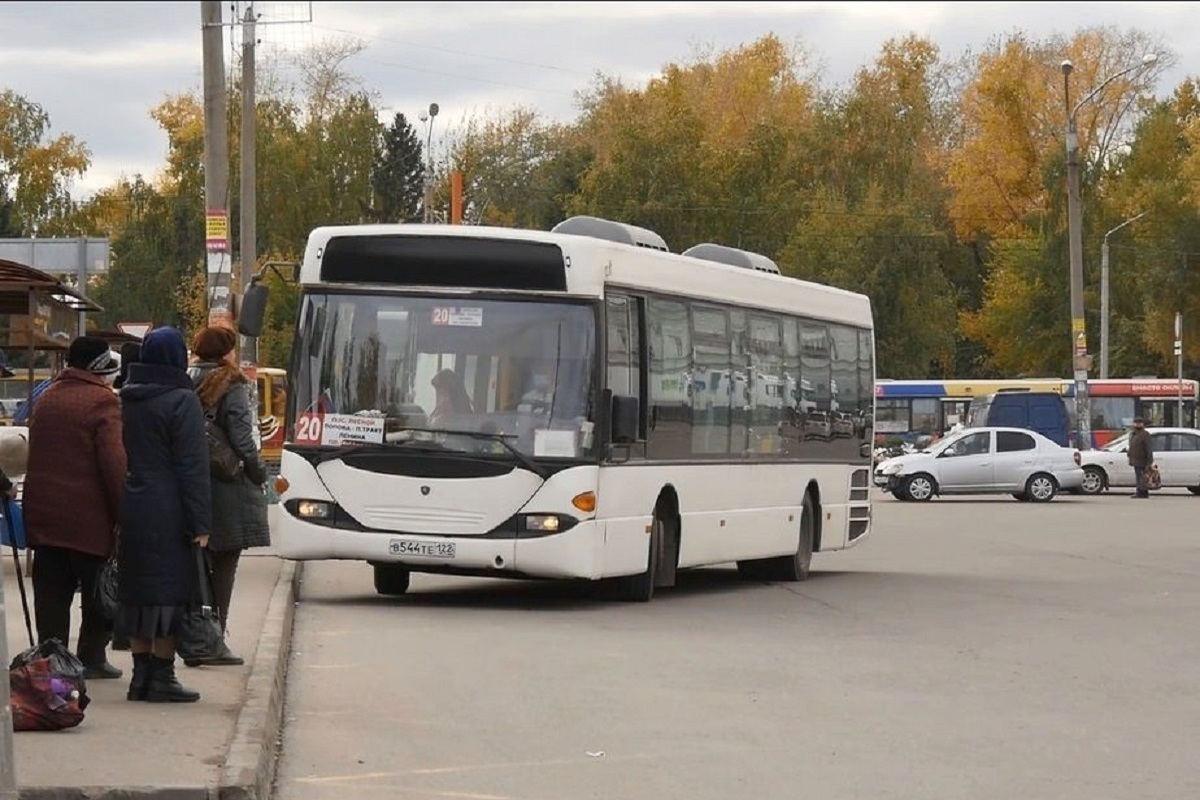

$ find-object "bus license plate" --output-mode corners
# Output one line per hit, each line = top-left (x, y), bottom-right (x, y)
(389, 539), (456, 559)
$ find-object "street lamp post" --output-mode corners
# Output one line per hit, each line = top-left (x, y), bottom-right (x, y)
(1061, 53), (1157, 447)
(419, 102), (439, 224)
(1100, 211), (1146, 378)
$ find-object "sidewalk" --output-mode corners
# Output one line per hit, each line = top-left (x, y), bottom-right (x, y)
(2, 548), (300, 800)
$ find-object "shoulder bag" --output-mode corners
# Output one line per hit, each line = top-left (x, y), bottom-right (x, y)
(204, 402), (244, 483)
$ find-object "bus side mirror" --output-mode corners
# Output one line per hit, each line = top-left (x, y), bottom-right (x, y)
(611, 395), (639, 444)
(238, 281), (270, 337)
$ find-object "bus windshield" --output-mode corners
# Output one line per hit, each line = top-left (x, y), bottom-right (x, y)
(291, 292), (598, 459)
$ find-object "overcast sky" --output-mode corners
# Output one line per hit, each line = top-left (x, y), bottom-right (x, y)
(3, 1), (1200, 197)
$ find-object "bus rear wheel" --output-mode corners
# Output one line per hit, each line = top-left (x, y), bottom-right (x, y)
(737, 492), (815, 582)
(373, 564), (411, 596)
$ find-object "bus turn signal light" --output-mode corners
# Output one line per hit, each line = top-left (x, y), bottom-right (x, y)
(275, 475), (290, 495)
(571, 491), (597, 513)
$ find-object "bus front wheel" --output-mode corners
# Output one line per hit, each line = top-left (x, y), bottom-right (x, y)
(373, 564), (411, 596)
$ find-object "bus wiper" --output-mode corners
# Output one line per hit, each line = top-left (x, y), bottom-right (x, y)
(397, 426), (550, 479)
(312, 437), (450, 465)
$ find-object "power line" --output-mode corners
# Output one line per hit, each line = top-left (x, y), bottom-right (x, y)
(311, 22), (592, 78)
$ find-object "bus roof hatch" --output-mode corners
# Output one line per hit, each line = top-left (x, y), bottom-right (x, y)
(682, 243), (781, 275)
(551, 216), (670, 252)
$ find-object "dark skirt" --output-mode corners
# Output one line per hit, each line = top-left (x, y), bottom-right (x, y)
(119, 603), (186, 640)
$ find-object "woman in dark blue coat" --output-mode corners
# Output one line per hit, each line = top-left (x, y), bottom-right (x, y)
(118, 326), (212, 703)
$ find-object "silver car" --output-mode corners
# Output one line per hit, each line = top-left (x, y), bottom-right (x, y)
(873, 426), (1085, 502)
(1078, 427), (1200, 495)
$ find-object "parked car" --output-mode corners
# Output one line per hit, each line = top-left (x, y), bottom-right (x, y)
(873, 426), (1084, 502)
(1078, 426), (1200, 495)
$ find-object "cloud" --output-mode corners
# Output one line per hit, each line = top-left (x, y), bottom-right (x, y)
(6, 1), (1200, 200)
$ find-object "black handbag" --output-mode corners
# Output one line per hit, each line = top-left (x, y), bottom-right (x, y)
(176, 547), (227, 663)
(204, 404), (244, 483)
(95, 555), (120, 626)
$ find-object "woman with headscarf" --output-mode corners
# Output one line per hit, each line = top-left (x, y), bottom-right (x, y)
(186, 325), (270, 667)
(117, 326), (211, 703)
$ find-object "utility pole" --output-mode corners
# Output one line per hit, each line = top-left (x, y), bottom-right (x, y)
(420, 103), (439, 223)
(0, 559), (17, 799)
(1176, 312), (1184, 424)
(240, 1), (258, 365)
(1099, 211), (1146, 379)
(202, 1), (232, 327)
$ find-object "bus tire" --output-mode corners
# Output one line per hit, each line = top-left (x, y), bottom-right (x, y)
(373, 564), (411, 596)
(737, 492), (815, 582)
(609, 513), (676, 599)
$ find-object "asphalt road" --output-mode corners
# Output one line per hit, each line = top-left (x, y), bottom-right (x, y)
(272, 489), (1200, 800)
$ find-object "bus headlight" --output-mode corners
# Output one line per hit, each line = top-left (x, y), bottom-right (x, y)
(523, 515), (562, 533)
(295, 500), (333, 520)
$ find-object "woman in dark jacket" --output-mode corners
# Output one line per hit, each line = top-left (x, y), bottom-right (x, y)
(118, 326), (211, 703)
(187, 325), (270, 667)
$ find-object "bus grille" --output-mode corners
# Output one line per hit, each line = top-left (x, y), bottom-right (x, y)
(848, 468), (871, 541)
(361, 506), (487, 532)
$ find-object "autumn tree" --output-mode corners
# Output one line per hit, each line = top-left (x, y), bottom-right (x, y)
(570, 35), (819, 253)
(779, 189), (958, 376)
(443, 107), (587, 229)
(0, 89), (91, 235)
(948, 27), (1166, 375)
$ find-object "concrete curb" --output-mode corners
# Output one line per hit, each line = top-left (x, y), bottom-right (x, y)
(14, 560), (302, 800)
(215, 559), (302, 800)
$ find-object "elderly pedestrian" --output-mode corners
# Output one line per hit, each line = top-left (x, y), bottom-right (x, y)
(22, 336), (125, 680)
(1127, 416), (1154, 499)
(118, 326), (211, 702)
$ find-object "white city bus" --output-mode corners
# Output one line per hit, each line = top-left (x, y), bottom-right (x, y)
(253, 216), (876, 601)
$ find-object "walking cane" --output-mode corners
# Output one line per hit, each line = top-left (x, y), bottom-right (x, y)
(3, 496), (35, 647)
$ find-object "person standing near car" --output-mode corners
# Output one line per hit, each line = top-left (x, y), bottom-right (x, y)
(1127, 417), (1154, 499)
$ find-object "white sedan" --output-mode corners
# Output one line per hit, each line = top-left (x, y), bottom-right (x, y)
(873, 426), (1084, 502)
(1078, 427), (1200, 495)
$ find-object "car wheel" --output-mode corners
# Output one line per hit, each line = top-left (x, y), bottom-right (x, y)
(891, 489), (908, 501)
(1012, 492), (1030, 501)
(1188, 486), (1200, 496)
(1080, 466), (1106, 495)
(903, 473), (936, 502)
(1025, 472), (1058, 502)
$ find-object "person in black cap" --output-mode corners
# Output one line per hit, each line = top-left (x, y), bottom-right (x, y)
(22, 335), (127, 679)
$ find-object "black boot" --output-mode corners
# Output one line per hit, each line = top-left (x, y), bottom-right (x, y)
(184, 642), (245, 668)
(145, 656), (200, 703)
(126, 653), (151, 701)
(83, 660), (124, 680)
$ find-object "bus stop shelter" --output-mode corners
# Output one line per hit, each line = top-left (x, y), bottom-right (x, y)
(0, 258), (103, 412)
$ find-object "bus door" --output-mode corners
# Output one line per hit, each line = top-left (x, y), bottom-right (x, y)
(1138, 398), (1195, 428)
(941, 399), (970, 433)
